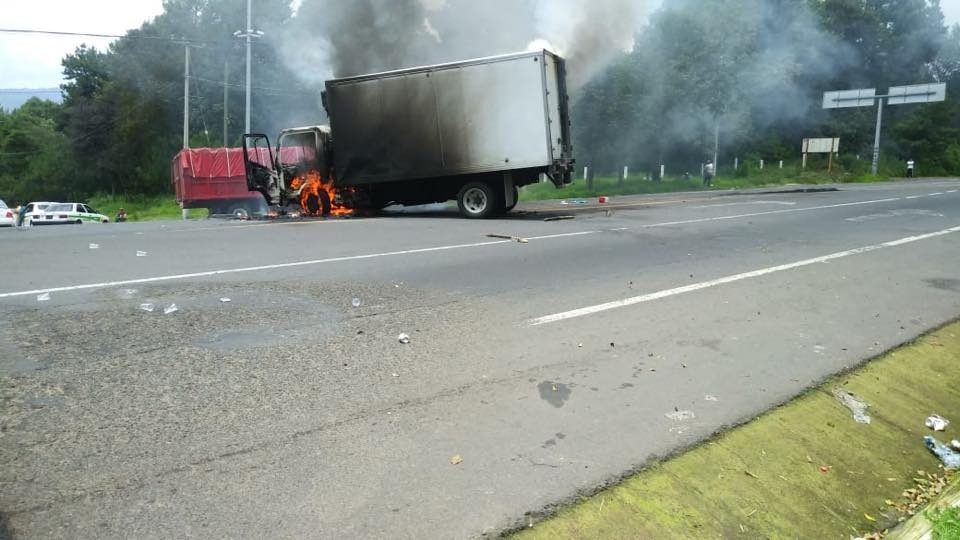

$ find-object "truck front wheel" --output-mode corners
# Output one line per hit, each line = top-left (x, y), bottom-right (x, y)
(304, 190), (332, 217)
(457, 181), (497, 219)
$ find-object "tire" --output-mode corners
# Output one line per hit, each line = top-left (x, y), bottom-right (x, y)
(457, 181), (498, 219)
(230, 207), (250, 219)
(75, 220), (83, 225)
(304, 190), (332, 217)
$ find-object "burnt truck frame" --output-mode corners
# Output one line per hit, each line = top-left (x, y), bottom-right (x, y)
(243, 49), (574, 219)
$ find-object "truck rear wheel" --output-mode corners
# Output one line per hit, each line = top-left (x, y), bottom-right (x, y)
(457, 181), (497, 219)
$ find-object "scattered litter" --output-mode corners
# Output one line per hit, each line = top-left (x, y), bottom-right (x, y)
(219, 297), (231, 303)
(598, 196), (609, 204)
(543, 216), (575, 222)
(864, 513), (876, 522)
(486, 234), (529, 243)
(36, 292), (50, 302)
(705, 395), (719, 402)
(744, 470), (759, 479)
(392, 373), (399, 378)
(136, 251), (147, 257)
(819, 465), (830, 473)
(924, 436), (960, 468)
(665, 410), (696, 421)
(351, 297), (362, 308)
(832, 387), (871, 424)
(139, 303), (155, 312)
(577, 343), (583, 348)
(398, 333), (411, 344)
(951, 440), (960, 451)
(450, 454), (463, 465)
(926, 414), (950, 431)
(163, 304), (179, 315)
(392, 281), (403, 288)
(89, 243), (99, 249)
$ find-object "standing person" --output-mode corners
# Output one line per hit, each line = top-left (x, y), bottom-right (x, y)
(906, 159), (915, 178)
(17, 203), (28, 228)
(703, 160), (715, 187)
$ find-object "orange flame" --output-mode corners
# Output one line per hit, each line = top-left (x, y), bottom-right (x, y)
(294, 170), (352, 216)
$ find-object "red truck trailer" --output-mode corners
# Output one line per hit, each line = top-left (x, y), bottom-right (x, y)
(172, 148), (266, 217)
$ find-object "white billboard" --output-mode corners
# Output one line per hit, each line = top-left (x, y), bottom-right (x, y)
(887, 83), (947, 105)
(823, 89), (876, 109)
(802, 138), (840, 154)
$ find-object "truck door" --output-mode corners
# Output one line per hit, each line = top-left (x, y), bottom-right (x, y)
(243, 134), (279, 204)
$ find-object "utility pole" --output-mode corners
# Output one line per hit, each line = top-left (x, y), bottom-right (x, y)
(223, 60), (229, 147)
(235, 0), (264, 135)
(713, 120), (720, 173)
(183, 45), (190, 148)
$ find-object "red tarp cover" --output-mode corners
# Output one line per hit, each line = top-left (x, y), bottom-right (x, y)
(173, 148), (246, 179)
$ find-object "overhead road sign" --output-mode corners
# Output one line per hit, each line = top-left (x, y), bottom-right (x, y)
(822, 89), (876, 109)
(887, 83), (946, 105)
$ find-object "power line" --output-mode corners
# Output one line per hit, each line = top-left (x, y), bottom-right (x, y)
(188, 75), (317, 97)
(0, 28), (240, 47)
(0, 89), (62, 95)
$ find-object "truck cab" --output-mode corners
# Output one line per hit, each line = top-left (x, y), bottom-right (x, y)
(243, 126), (335, 215)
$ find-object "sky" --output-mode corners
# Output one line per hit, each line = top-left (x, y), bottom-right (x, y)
(1, 0), (959, 89)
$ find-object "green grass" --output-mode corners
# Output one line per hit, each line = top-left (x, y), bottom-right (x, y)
(86, 194), (207, 222)
(520, 169), (894, 202)
(931, 506), (960, 540)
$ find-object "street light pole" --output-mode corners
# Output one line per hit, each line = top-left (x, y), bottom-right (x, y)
(871, 98), (884, 176)
(183, 45), (190, 149)
(235, 0), (263, 135)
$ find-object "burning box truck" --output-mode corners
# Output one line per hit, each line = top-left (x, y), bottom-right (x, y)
(243, 50), (574, 219)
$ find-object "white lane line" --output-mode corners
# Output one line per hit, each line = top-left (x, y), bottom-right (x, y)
(0, 239), (511, 298)
(528, 225), (960, 326)
(0, 196), (913, 299)
(691, 201), (796, 209)
(948, 190), (958, 193)
(639, 197), (901, 229)
(906, 195), (922, 199)
(930, 192), (945, 196)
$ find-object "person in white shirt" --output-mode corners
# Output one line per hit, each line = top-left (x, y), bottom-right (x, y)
(703, 160), (715, 187)
(906, 159), (915, 178)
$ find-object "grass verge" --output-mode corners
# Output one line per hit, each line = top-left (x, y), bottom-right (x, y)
(513, 321), (960, 539)
(87, 194), (207, 222)
(931, 506), (960, 540)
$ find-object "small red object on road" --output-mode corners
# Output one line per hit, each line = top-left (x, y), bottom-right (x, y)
(819, 466), (829, 473)
(599, 196), (609, 204)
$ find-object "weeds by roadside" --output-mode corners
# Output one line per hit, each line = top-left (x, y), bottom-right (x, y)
(87, 194), (207, 222)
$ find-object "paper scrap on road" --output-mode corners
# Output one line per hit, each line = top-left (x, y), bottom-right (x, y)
(89, 243), (99, 249)
(398, 333), (411, 344)
(139, 303), (155, 312)
(665, 410), (696, 421)
(450, 454), (463, 465)
(36, 293), (50, 302)
(136, 251), (147, 257)
(163, 304), (179, 315)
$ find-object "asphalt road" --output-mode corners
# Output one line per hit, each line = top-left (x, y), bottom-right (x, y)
(2, 179), (959, 538)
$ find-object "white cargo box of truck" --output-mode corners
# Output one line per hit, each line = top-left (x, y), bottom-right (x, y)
(324, 50), (573, 188)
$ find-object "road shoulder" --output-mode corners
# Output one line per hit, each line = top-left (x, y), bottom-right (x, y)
(512, 320), (960, 539)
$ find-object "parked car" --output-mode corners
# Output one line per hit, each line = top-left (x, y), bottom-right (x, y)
(0, 200), (14, 227)
(38, 203), (110, 225)
(22, 202), (55, 225)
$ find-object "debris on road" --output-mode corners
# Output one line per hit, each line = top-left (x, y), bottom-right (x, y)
(219, 297), (231, 303)
(819, 465), (830, 473)
(832, 387), (871, 424)
(665, 410), (696, 421)
(351, 297), (361, 308)
(163, 304), (179, 315)
(951, 440), (960, 451)
(705, 395), (719, 402)
(923, 436), (960, 468)
(599, 196), (609, 204)
(89, 243), (99, 249)
(139, 303), (156, 312)
(398, 333), (411, 344)
(543, 216), (575, 222)
(486, 234), (529, 243)
(925, 414), (950, 431)
(136, 251), (147, 257)
(450, 454), (463, 465)
(36, 292), (50, 302)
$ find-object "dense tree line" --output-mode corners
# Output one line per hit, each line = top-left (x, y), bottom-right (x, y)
(1, 0), (959, 204)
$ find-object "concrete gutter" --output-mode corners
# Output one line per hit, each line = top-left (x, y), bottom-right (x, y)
(512, 321), (960, 538)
